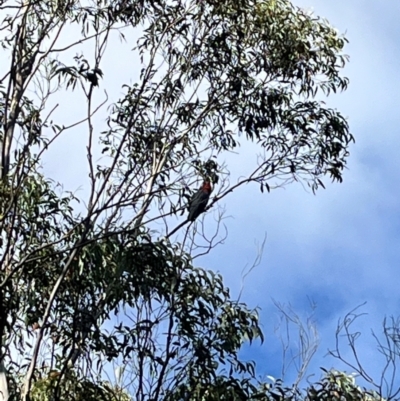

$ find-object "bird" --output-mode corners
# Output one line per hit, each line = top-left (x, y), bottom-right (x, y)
(188, 181), (212, 221)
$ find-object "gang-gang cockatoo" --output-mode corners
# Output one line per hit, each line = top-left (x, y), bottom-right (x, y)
(188, 180), (212, 221)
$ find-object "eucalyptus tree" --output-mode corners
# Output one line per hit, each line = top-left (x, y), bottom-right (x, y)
(0, 0), (352, 399)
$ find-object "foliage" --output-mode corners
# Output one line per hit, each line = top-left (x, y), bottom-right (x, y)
(9, 371), (131, 401)
(0, 0), (352, 399)
(266, 369), (382, 401)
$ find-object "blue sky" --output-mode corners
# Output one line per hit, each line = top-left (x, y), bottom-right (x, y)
(2, 0), (399, 395)
(199, 0), (400, 390)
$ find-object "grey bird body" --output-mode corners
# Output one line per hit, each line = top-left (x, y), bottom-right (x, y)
(188, 182), (212, 221)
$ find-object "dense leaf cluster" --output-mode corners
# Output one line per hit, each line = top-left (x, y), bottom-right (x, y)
(0, 0), (354, 399)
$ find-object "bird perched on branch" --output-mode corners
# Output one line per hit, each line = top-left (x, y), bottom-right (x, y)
(188, 180), (212, 221)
